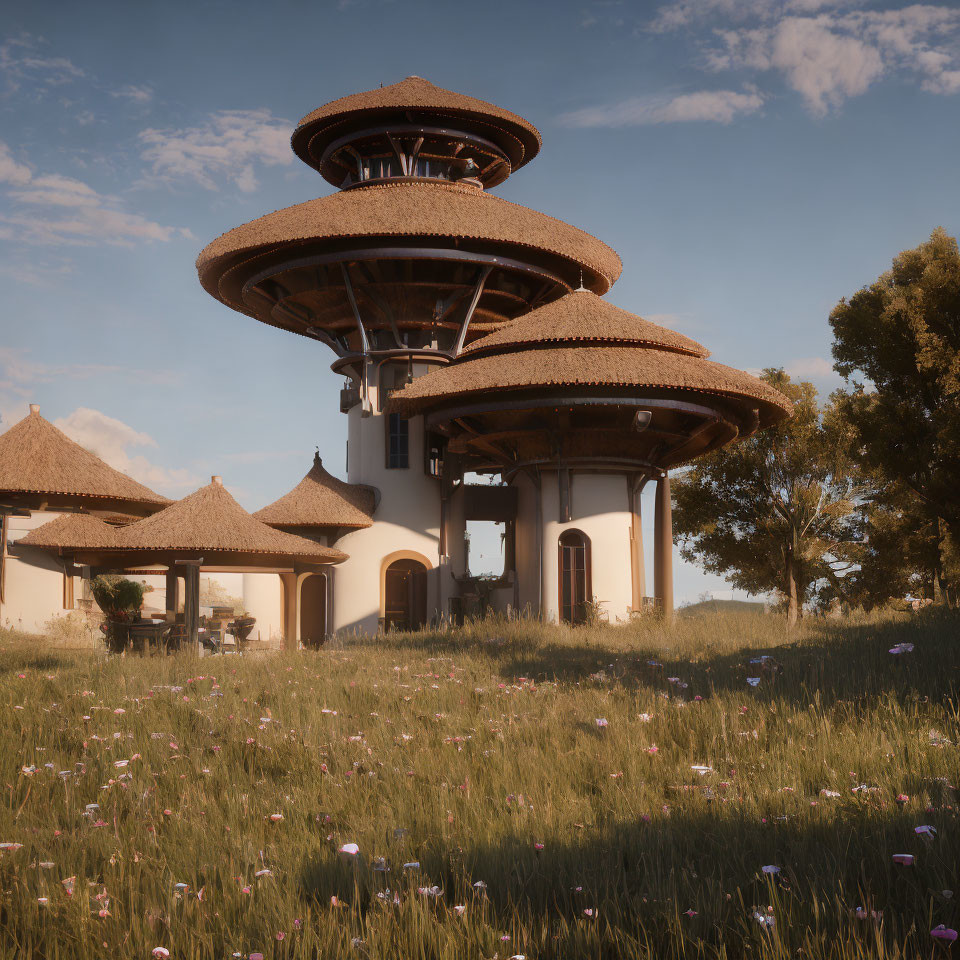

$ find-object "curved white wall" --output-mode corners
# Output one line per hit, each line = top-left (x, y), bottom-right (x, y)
(242, 573), (283, 645)
(539, 471), (635, 624)
(333, 360), (443, 635)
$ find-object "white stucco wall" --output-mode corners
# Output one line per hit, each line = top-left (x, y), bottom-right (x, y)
(538, 471), (634, 624)
(333, 360), (443, 635)
(2, 511), (78, 634)
(242, 573), (283, 644)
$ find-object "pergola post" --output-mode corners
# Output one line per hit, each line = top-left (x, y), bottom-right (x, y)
(281, 572), (299, 651)
(653, 473), (674, 625)
(629, 476), (646, 613)
(182, 562), (201, 647)
(165, 568), (180, 622)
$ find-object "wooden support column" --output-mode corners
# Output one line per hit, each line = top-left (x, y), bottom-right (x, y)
(182, 564), (201, 647)
(280, 572), (299, 651)
(653, 473), (674, 625)
(628, 476), (646, 613)
(165, 568), (180, 622)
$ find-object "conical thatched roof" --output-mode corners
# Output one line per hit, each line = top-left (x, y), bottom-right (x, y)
(17, 513), (121, 552)
(391, 292), (792, 429)
(196, 181), (622, 317)
(0, 406), (169, 509)
(292, 76), (541, 177)
(460, 290), (709, 359)
(115, 477), (346, 563)
(254, 453), (376, 530)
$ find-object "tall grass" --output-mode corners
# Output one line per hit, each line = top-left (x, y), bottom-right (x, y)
(0, 609), (957, 959)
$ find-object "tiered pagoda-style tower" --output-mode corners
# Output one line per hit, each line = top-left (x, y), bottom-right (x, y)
(199, 77), (790, 633)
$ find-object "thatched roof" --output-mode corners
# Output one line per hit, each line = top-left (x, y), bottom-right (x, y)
(115, 478), (346, 563)
(0, 406), (169, 509)
(292, 76), (541, 176)
(391, 344), (792, 425)
(17, 513), (121, 551)
(461, 290), (709, 359)
(254, 453), (376, 530)
(197, 180), (622, 312)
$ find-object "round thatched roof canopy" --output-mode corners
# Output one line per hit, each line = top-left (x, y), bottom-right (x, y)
(292, 76), (541, 181)
(0, 406), (170, 513)
(254, 453), (376, 530)
(17, 513), (121, 552)
(391, 344), (792, 428)
(461, 290), (709, 359)
(196, 181), (622, 320)
(94, 477), (347, 568)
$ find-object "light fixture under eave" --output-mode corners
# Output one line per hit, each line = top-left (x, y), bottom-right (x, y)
(633, 410), (653, 432)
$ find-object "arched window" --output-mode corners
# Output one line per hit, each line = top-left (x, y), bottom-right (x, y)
(383, 558), (428, 631)
(558, 529), (591, 624)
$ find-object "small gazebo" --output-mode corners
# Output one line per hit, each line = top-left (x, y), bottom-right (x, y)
(23, 477), (346, 648)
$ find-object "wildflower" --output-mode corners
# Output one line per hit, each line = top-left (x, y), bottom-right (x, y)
(753, 910), (776, 930)
(932, 926), (958, 943)
(916, 825), (937, 838)
(418, 885), (442, 897)
(896, 793), (909, 804)
(889, 643), (914, 654)
(747, 678), (761, 686)
(892, 853), (915, 865)
(638, 713), (653, 722)
(268, 813), (283, 822)
(595, 718), (608, 728)
(685, 908), (698, 918)
(151, 950), (170, 959)
(275, 932), (285, 941)
(534, 842), (545, 851)
(647, 745), (659, 755)
(338, 842), (359, 856)
(691, 764), (712, 776)
(761, 865), (780, 875)
(454, 904), (466, 915)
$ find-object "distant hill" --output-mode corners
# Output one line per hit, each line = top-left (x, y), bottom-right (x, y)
(678, 598), (770, 617)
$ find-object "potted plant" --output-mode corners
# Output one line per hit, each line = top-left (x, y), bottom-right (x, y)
(90, 575), (147, 653)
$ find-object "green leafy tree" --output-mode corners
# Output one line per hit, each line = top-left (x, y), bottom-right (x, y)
(672, 371), (861, 625)
(830, 227), (960, 605)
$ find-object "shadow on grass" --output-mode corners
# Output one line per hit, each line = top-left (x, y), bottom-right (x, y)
(372, 608), (960, 713)
(297, 796), (960, 958)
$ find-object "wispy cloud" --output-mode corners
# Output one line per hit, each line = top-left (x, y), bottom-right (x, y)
(54, 407), (201, 494)
(138, 108), (293, 192)
(0, 34), (84, 93)
(111, 83), (153, 103)
(650, 1), (960, 115)
(559, 88), (764, 126)
(0, 140), (192, 247)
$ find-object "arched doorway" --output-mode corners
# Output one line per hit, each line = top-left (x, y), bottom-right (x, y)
(383, 558), (427, 631)
(299, 573), (327, 648)
(559, 529), (591, 624)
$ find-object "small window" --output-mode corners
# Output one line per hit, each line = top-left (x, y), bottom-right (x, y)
(424, 430), (445, 477)
(386, 414), (409, 469)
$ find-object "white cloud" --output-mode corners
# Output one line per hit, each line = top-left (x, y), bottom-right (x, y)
(652, 1), (960, 113)
(0, 142), (31, 186)
(783, 356), (845, 389)
(0, 141), (192, 247)
(0, 35), (84, 93)
(54, 407), (200, 494)
(138, 109), (293, 192)
(559, 88), (764, 126)
(111, 84), (153, 103)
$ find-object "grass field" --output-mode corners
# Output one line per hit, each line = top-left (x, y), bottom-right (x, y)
(1, 610), (958, 959)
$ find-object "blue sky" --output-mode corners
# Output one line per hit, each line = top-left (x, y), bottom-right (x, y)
(2, 0), (959, 604)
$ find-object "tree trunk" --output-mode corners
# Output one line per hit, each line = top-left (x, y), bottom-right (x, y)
(785, 545), (799, 628)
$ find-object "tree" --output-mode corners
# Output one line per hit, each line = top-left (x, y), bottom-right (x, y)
(671, 371), (862, 625)
(830, 228), (960, 604)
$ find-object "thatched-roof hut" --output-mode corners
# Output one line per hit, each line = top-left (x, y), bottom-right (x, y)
(0, 406), (169, 513)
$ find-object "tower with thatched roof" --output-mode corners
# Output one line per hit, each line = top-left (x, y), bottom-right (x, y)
(200, 77), (789, 631)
